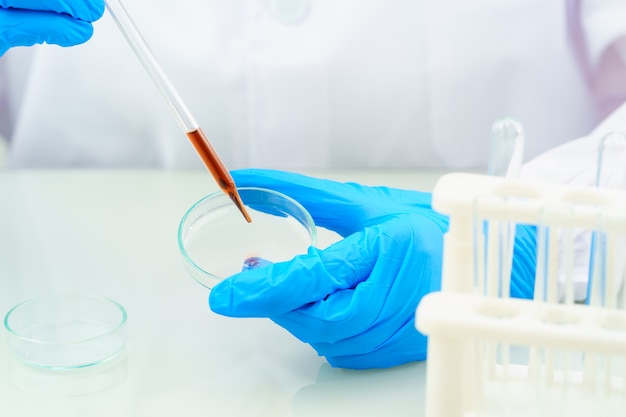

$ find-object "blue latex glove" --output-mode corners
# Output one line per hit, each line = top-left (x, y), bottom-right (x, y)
(209, 169), (536, 369)
(0, 0), (105, 56)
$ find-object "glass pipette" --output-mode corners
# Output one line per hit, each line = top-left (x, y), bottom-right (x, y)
(104, 0), (252, 223)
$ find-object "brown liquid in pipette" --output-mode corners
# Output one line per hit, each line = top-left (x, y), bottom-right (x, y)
(186, 128), (252, 223)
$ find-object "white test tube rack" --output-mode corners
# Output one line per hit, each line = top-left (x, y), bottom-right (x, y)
(416, 172), (626, 417)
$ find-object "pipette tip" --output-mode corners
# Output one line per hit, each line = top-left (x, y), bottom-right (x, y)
(228, 192), (253, 223)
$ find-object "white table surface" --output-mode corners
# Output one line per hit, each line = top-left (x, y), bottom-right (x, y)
(0, 169), (453, 417)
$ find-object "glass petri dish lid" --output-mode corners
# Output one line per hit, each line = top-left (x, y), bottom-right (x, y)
(4, 293), (127, 370)
(178, 187), (316, 290)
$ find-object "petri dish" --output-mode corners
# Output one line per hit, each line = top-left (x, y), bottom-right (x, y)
(178, 187), (317, 289)
(4, 293), (127, 370)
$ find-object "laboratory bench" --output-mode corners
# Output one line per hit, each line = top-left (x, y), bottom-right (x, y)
(0, 169), (454, 417)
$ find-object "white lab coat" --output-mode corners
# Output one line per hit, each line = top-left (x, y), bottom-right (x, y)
(0, 0), (625, 169)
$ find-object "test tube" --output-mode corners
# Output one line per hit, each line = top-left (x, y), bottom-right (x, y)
(587, 132), (626, 306)
(485, 118), (526, 297)
(594, 132), (626, 190)
(488, 118), (525, 179)
(104, 0), (251, 223)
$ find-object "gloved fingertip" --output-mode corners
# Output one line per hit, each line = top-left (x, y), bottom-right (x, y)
(74, 21), (95, 44)
(75, 0), (106, 22)
(53, 21), (94, 46)
(208, 280), (234, 316)
(241, 256), (273, 271)
(93, 0), (107, 20)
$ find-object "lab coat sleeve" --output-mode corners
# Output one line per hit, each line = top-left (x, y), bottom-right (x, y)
(520, 100), (626, 302)
(520, 100), (626, 187)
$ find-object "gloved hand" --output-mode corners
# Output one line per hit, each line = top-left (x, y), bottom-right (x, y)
(0, 0), (105, 56)
(209, 169), (536, 369)
(208, 169), (447, 370)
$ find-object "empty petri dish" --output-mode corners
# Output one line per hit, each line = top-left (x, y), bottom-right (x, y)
(178, 187), (317, 289)
(4, 293), (127, 370)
